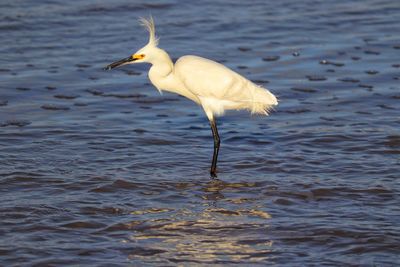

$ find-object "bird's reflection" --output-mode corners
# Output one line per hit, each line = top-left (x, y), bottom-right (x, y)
(123, 176), (273, 263)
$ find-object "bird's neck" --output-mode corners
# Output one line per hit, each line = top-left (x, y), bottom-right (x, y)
(148, 48), (175, 92)
(149, 49), (173, 77)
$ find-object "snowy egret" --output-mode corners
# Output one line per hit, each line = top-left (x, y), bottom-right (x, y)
(105, 17), (278, 177)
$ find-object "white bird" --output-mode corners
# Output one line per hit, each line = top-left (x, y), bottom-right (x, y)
(105, 17), (278, 177)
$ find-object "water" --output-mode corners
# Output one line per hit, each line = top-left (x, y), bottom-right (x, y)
(1, 0), (399, 265)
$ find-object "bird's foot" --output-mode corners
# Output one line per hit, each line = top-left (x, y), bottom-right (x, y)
(210, 169), (218, 179)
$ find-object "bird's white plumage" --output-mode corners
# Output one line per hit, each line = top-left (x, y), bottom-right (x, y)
(108, 18), (278, 121)
(173, 55), (278, 119)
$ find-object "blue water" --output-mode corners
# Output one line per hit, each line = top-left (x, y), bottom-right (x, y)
(1, 0), (399, 265)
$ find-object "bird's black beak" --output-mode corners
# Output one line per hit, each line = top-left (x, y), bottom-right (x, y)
(104, 56), (137, 70)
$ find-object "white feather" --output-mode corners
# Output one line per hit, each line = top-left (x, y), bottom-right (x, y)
(138, 16), (159, 47)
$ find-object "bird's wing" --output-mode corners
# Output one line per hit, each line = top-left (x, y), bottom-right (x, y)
(174, 55), (250, 101)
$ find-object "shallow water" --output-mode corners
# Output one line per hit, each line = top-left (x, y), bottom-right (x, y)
(1, 0), (400, 266)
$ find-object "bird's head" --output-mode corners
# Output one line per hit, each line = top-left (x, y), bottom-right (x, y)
(104, 17), (160, 70)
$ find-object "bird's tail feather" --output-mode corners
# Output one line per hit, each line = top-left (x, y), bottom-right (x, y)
(250, 85), (278, 115)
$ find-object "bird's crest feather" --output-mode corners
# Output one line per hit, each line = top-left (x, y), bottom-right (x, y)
(139, 16), (159, 47)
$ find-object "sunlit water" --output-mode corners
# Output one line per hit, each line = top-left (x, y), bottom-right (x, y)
(1, 0), (399, 266)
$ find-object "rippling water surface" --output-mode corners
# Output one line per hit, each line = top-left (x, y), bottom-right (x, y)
(1, 0), (399, 265)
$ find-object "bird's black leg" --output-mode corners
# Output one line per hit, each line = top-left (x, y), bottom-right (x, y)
(209, 119), (220, 178)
